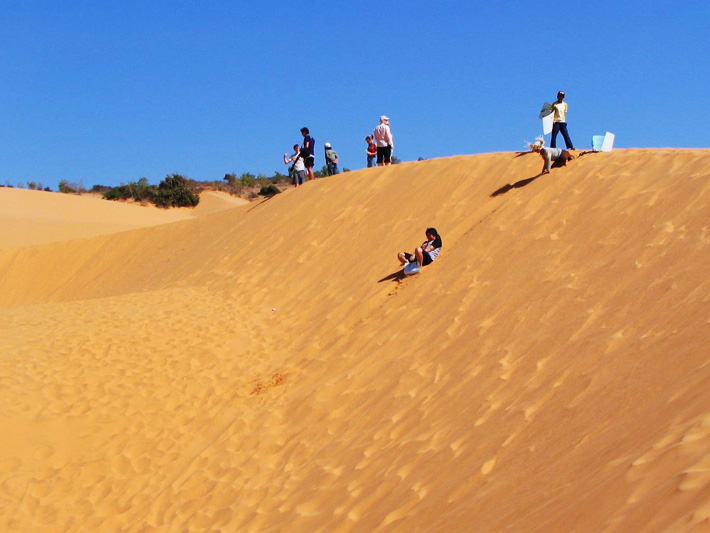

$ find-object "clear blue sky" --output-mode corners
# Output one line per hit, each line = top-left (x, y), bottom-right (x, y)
(2, 1), (709, 190)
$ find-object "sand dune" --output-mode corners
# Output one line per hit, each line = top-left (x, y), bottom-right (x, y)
(0, 189), (247, 250)
(1, 149), (709, 531)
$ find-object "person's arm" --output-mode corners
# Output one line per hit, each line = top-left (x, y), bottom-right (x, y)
(541, 150), (552, 173)
(284, 153), (293, 164)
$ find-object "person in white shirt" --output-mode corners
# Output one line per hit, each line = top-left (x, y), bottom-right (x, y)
(283, 144), (306, 187)
(373, 115), (394, 166)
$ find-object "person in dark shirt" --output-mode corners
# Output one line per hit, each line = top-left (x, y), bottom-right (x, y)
(300, 127), (315, 181)
(398, 228), (442, 267)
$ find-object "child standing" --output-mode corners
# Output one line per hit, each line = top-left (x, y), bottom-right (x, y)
(365, 135), (377, 168)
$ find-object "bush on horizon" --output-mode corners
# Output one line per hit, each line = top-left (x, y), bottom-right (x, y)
(58, 180), (86, 194)
(103, 178), (157, 203)
(258, 184), (280, 196)
(154, 174), (199, 208)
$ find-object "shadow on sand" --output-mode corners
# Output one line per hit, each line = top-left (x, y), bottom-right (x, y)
(490, 173), (544, 197)
(378, 270), (406, 283)
(491, 151), (599, 197)
(247, 194), (278, 212)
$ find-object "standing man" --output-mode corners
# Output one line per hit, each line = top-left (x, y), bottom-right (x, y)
(300, 127), (315, 181)
(374, 115), (394, 166)
(324, 143), (339, 175)
(550, 91), (574, 149)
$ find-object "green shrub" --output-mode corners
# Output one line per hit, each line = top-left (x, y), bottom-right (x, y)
(155, 174), (199, 208)
(102, 178), (157, 203)
(240, 173), (256, 187)
(259, 184), (280, 196)
(58, 180), (77, 194)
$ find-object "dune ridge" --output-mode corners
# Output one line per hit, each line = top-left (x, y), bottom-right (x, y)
(1, 149), (709, 531)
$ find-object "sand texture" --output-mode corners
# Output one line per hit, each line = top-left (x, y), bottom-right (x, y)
(1, 149), (709, 531)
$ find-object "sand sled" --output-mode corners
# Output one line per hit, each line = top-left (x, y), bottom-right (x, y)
(404, 261), (420, 275)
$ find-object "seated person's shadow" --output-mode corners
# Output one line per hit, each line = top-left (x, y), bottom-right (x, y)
(490, 155), (574, 197)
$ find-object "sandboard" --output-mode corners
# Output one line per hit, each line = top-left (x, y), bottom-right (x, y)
(404, 261), (420, 275)
(601, 132), (615, 152)
(540, 102), (554, 135)
(539, 102), (553, 119)
(542, 113), (553, 135)
(539, 102), (554, 135)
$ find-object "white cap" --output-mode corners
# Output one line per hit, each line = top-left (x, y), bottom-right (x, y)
(380, 115), (389, 121)
(324, 142), (331, 148)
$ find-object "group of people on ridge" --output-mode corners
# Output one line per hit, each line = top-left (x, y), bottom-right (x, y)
(283, 116), (396, 187)
(280, 92), (578, 272)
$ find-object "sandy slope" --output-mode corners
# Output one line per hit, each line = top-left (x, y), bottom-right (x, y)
(0, 149), (709, 531)
(0, 188), (194, 249)
(0, 189), (247, 250)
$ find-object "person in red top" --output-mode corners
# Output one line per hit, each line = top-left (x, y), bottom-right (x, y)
(365, 135), (377, 168)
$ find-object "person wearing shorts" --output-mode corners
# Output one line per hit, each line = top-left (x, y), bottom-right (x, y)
(398, 228), (442, 267)
(300, 127), (315, 180)
(283, 144), (306, 187)
(374, 116), (393, 166)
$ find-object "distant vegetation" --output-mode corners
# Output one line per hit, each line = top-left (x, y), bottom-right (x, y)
(4, 163), (355, 208)
(91, 165), (351, 207)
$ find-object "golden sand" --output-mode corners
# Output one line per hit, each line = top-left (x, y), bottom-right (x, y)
(1, 149), (709, 531)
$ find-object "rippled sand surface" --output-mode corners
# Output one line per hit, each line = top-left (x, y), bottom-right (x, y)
(1, 150), (709, 531)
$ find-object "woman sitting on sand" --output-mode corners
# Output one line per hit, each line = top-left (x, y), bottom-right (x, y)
(398, 228), (442, 267)
(528, 137), (576, 175)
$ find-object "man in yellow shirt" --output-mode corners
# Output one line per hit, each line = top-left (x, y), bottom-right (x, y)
(551, 91), (574, 149)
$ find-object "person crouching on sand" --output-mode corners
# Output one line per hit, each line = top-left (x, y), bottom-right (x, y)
(398, 228), (442, 267)
(528, 137), (576, 175)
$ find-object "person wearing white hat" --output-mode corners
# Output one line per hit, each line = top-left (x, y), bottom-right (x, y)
(373, 115), (394, 166)
(324, 142), (339, 176)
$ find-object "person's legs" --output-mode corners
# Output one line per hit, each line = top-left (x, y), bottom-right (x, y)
(367, 156), (374, 168)
(551, 123), (561, 148)
(414, 247), (424, 265)
(398, 251), (412, 265)
(306, 158), (315, 180)
(384, 145), (392, 165)
(377, 147), (386, 167)
(559, 123), (574, 149)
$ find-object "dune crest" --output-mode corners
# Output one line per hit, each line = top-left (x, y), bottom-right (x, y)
(1, 149), (709, 531)
(0, 188), (248, 250)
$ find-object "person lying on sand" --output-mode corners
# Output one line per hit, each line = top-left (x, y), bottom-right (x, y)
(528, 136), (577, 175)
(398, 228), (442, 268)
